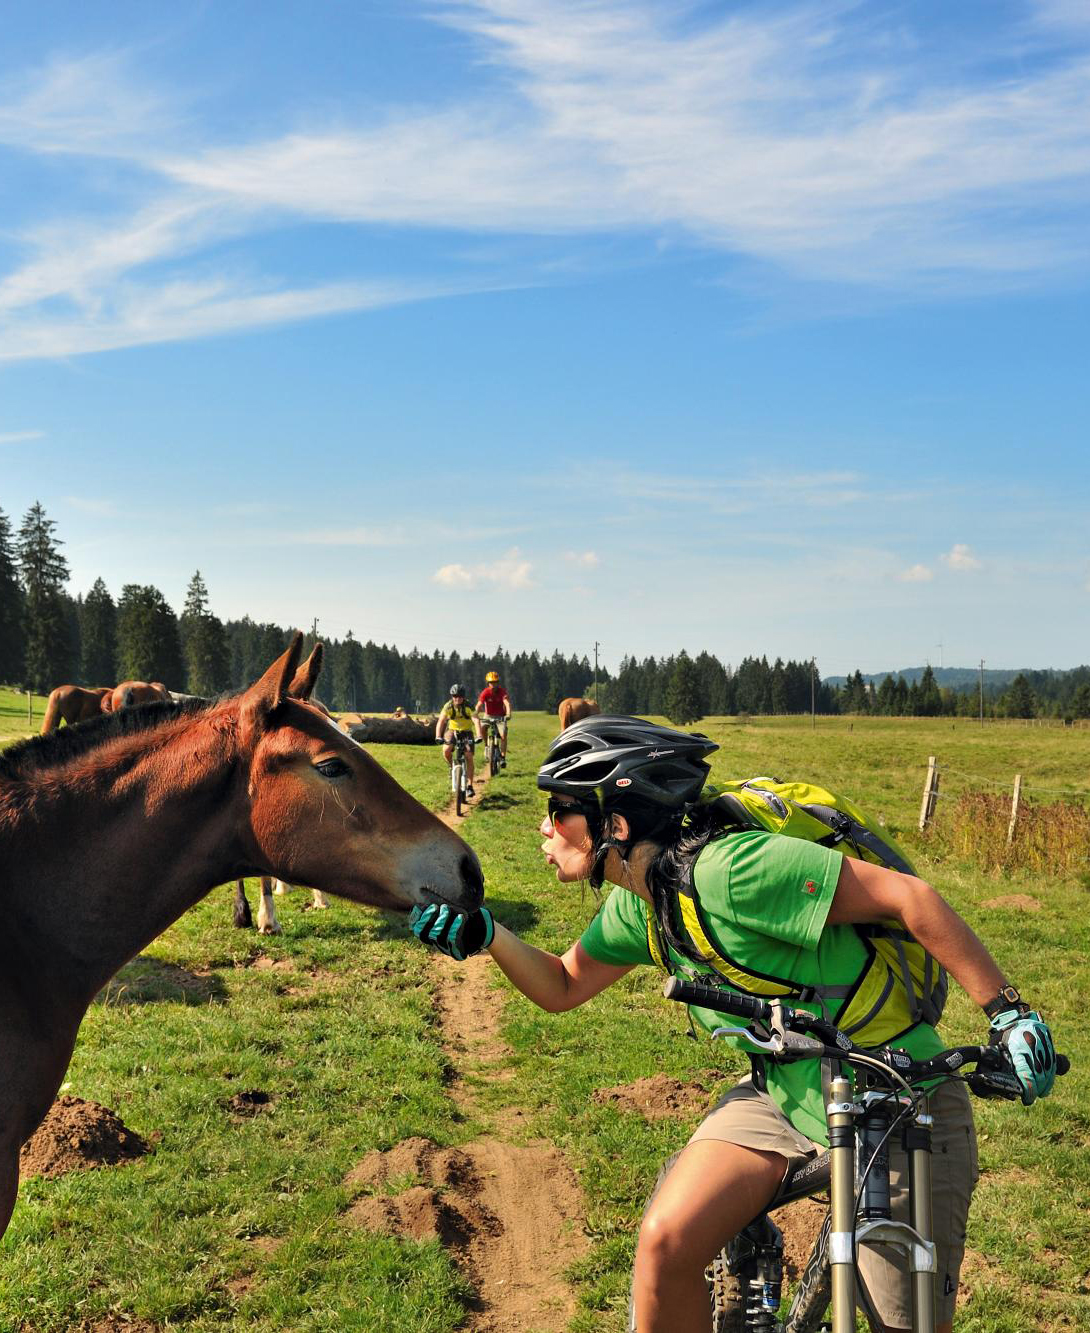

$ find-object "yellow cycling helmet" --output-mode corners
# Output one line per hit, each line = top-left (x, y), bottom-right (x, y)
(485, 670), (500, 683)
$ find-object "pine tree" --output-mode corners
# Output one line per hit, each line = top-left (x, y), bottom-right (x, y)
(80, 578), (117, 685)
(17, 501), (72, 693)
(918, 665), (942, 717)
(179, 571), (229, 696)
(116, 584), (184, 687)
(1004, 674), (1037, 719)
(0, 506), (24, 685)
(665, 651), (702, 725)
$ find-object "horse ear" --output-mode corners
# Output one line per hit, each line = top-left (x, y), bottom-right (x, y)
(287, 643), (323, 701)
(239, 632), (304, 744)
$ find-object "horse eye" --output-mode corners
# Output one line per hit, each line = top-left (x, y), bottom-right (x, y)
(315, 757), (351, 780)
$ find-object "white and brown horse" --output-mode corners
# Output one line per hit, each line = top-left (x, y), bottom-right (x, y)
(0, 634), (482, 1240)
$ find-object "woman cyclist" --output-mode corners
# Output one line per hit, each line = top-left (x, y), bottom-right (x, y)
(435, 684), (477, 798)
(411, 716), (1057, 1333)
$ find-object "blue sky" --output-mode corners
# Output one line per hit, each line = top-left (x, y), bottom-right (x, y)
(2, 1), (1088, 676)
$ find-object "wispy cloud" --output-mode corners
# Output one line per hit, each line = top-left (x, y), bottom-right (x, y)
(564, 549), (599, 568)
(899, 564), (934, 583)
(433, 547), (533, 590)
(0, 429), (44, 444)
(2, 3), (1090, 359)
(942, 543), (983, 571)
(64, 495), (117, 516)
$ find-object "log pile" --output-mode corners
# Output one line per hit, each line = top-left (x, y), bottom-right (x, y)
(340, 714), (438, 745)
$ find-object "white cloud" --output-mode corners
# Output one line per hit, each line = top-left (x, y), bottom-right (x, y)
(564, 549), (599, 567)
(0, 429), (44, 444)
(433, 547), (533, 590)
(942, 543), (982, 571)
(899, 564), (934, 583)
(2, 4), (1090, 360)
(283, 525), (409, 547)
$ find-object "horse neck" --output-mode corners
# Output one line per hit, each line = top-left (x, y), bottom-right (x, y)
(5, 711), (247, 1006)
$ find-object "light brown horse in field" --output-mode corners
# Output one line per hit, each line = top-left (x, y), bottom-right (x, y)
(0, 633), (482, 1241)
(232, 876), (328, 933)
(39, 685), (112, 734)
(103, 680), (171, 713)
(558, 697), (601, 730)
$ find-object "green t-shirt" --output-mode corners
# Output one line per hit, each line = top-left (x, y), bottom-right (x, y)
(579, 831), (943, 1144)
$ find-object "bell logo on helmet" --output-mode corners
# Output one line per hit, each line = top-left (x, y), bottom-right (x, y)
(616, 777), (632, 787)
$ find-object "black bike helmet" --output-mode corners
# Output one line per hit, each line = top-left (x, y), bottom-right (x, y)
(538, 714), (718, 814)
(450, 683), (466, 698)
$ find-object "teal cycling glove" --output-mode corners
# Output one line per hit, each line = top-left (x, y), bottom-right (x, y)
(409, 903), (495, 962)
(989, 1008), (1056, 1105)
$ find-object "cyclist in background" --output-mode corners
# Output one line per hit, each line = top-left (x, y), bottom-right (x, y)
(436, 684), (477, 798)
(476, 669), (512, 767)
(412, 715), (1057, 1333)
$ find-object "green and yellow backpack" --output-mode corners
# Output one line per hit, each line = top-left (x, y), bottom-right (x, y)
(646, 777), (948, 1047)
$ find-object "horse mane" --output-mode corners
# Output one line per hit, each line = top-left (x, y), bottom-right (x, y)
(0, 697), (213, 781)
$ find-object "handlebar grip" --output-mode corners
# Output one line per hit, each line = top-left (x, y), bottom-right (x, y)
(662, 977), (773, 1022)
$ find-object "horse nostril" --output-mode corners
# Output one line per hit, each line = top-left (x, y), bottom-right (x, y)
(461, 853), (484, 906)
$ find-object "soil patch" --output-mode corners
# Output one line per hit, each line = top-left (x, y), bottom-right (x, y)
(981, 893), (1041, 911)
(247, 954), (295, 972)
(226, 1089), (272, 1116)
(773, 1196), (828, 1280)
(97, 955), (223, 1006)
(20, 1096), (149, 1181)
(593, 1074), (712, 1120)
(345, 1137), (586, 1333)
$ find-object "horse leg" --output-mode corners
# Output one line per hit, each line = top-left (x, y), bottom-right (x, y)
(272, 879), (288, 895)
(310, 889), (329, 910)
(256, 876), (282, 935)
(233, 880), (253, 929)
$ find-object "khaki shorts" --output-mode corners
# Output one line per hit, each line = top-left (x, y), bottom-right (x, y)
(690, 1077), (979, 1329)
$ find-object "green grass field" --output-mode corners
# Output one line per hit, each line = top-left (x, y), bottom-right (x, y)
(2, 706), (1088, 1330)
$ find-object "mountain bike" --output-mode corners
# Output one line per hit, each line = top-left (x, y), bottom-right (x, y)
(482, 715), (506, 778)
(627, 977), (1068, 1333)
(447, 731), (475, 817)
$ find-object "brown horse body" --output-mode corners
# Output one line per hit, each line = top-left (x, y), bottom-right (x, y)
(39, 685), (111, 734)
(558, 697), (601, 730)
(0, 636), (481, 1239)
(103, 680), (171, 713)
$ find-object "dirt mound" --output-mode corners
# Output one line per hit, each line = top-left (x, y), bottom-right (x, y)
(20, 1096), (149, 1181)
(226, 1089), (272, 1116)
(345, 1136), (586, 1332)
(981, 893), (1041, 911)
(593, 1074), (712, 1119)
(97, 955), (223, 1005)
(774, 1196), (828, 1279)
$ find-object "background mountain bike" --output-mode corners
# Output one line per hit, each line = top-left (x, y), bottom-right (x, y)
(482, 715), (505, 777)
(448, 731), (475, 817)
(628, 978), (1068, 1333)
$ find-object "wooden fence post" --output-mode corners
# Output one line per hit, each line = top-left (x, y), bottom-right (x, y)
(1007, 774), (1022, 847)
(26, 689), (32, 727)
(918, 756), (938, 831)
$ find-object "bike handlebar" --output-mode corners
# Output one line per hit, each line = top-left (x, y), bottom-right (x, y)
(661, 976), (1069, 1094)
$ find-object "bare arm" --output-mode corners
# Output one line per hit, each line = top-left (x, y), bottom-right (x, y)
(828, 858), (1008, 1007)
(487, 923), (633, 1012)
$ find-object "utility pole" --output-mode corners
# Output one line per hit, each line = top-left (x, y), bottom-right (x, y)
(811, 657), (816, 730)
(593, 641), (600, 704)
(979, 658), (985, 728)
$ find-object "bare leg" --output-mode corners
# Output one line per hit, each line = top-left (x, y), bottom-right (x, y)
(633, 1139), (786, 1333)
(256, 875), (282, 935)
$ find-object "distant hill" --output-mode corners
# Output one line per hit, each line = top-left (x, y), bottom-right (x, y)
(825, 666), (1025, 690)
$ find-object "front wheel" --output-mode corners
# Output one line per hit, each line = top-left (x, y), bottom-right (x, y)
(490, 739), (500, 777)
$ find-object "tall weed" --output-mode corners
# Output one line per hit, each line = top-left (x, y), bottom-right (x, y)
(932, 790), (1090, 875)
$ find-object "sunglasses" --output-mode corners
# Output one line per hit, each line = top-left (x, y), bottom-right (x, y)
(546, 796), (593, 826)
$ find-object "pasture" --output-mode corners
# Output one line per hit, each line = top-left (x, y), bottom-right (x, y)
(1, 710), (1087, 1331)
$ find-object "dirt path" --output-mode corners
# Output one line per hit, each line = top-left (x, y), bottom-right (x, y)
(431, 767), (591, 1332)
(343, 762), (589, 1330)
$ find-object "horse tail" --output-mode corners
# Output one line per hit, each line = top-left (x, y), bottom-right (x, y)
(41, 690), (62, 734)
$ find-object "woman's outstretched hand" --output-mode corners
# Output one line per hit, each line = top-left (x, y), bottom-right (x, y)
(409, 903), (495, 961)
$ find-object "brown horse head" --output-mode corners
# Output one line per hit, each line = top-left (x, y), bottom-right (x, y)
(237, 634), (481, 913)
(558, 697), (601, 730)
(109, 680), (171, 712)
